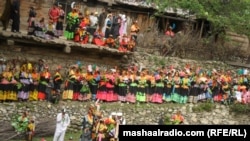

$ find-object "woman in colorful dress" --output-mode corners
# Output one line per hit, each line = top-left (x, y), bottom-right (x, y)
(92, 29), (105, 46)
(11, 111), (29, 133)
(211, 74), (221, 102)
(18, 64), (32, 101)
(188, 74), (199, 103)
(88, 70), (100, 101)
(118, 71), (128, 102)
(151, 74), (164, 103)
(0, 67), (11, 102)
(163, 72), (173, 102)
(9, 68), (18, 101)
(126, 72), (137, 103)
(29, 68), (40, 101)
(105, 71), (117, 102)
(179, 73), (190, 104)
(64, 7), (79, 40)
(38, 66), (50, 101)
(73, 68), (82, 101)
(96, 74), (107, 101)
(79, 78), (91, 101)
(220, 80), (231, 104)
(62, 66), (76, 100)
(136, 72), (147, 103)
(171, 72), (182, 103)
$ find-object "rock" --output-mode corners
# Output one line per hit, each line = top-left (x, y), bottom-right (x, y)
(212, 119), (220, 124)
(64, 46), (71, 53)
(199, 118), (209, 124)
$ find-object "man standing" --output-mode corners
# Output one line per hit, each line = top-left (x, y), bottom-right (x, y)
(53, 109), (71, 141)
(10, 0), (20, 33)
(48, 4), (60, 25)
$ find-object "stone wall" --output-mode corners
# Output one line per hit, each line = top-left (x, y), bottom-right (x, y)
(0, 101), (249, 139)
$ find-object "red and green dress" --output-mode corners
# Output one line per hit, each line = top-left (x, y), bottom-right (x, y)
(64, 11), (79, 40)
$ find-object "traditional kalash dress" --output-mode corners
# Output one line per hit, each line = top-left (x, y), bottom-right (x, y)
(211, 76), (221, 102)
(118, 75), (129, 102)
(0, 71), (11, 102)
(62, 68), (76, 100)
(219, 81), (231, 103)
(106, 73), (117, 102)
(73, 70), (83, 100)
(151, 74), (164, 103)
(163, 73), (173, 102)
(79, 79), (91, 101)
(4, 70), (15, 102)
(126, 75), (137, 103)
(179, 74), (190, 104)
(88, 72), (100, 101)
(92, 30), (105, 46)
(29, 69), (40, 101)
(204, 78), (213, 101)
(53, 69), (63, 91)
(197, 81), (207, 101)
(136, 75), (147, 103)
(64, 9), (79, 40)
(145, 73), (152, 103)
(38, 68), (50, 101)
(188, 75), (199, 103)
(95, 120), (108, 141)
(96, 76), (107, 101)
(171, 74), (182, 103)
(9, 74), (18, 101)
(18, 69), (32, 101)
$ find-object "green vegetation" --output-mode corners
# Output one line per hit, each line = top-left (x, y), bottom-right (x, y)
(147, 0), (250, 37)
(192, 101), (215, 112)
(229, 103), (250, 115)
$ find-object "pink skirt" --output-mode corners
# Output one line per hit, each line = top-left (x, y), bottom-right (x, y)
(126, 93), (136, 103)
(242, 94), (250, 104)
(118, 96), (126, 102)
(151, 93), (163, 103)
(106, 90), (118, 102)
(96, 91), (107, 100)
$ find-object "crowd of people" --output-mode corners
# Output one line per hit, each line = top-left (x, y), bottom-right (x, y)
(26, 3), (139, 52)
(1, 58), (250, 105)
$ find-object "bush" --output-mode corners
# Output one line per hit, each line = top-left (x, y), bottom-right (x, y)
(229, 103), (250, 115)
(164, 116), (173, 125)
(192, 102), (215, 112)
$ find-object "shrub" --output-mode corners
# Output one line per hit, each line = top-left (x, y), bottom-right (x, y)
(229, 103), (250, 115)
(192, 102), (215, 112)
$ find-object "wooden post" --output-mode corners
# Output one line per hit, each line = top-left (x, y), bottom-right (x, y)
(199, 19), (204, 39)
(64, 2), (67, 25)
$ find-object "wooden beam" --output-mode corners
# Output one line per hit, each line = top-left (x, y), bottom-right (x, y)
(156, 15), (196, 22)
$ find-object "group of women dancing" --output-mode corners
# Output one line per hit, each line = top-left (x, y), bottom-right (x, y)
(1, 62), (250, 105)
(61, 65), (250, 105)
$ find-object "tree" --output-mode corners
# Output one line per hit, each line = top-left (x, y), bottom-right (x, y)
(147, 0), (250, 37)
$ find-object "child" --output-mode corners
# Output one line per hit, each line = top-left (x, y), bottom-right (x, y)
(45, 19), (56, 39)
(26, 119), (35, 141)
